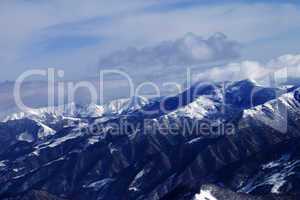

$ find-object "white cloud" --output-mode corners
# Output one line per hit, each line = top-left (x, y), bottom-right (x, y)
(196, 61), (266, 81)
(195, 54), (300, 84)
(98, 32), (240, 68)
(268, 54), (300, 69)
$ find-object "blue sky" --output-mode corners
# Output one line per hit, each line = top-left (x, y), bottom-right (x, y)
(1, 0), (300, 81)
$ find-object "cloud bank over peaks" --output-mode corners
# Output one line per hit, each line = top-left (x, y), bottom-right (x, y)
(98, 32), (241, 69)
(196, 54), (300, 85)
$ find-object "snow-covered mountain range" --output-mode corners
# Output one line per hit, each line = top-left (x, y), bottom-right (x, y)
(1, 79), (300, 200)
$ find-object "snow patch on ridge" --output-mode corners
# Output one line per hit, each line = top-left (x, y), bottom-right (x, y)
(0, 160), (7, 168)
(166, 96), (217, 120)
(17, 132), (34, 143)
(37, 122), (56, 139)
(194, 188), (218, 200)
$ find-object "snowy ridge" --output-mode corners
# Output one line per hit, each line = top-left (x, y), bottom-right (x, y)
(242, 91), (300, 132)
(37, 121), (56, 139)
(2, 102), (103, 123)
(194, 186), (218, 200)
(14, 121), (56, 142)
(165, 96), (218, 120)
(2, 96), (149, 123)
(239, 153), (300, 194)
(104, 96), (149, 115)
